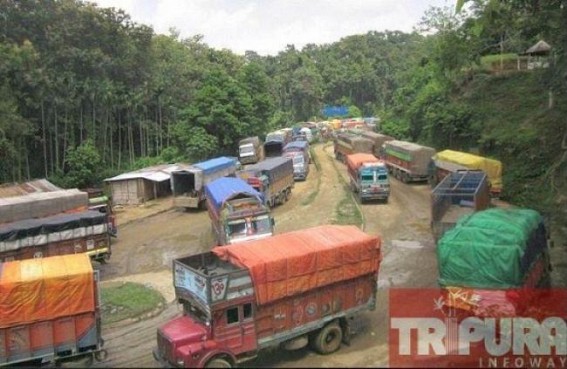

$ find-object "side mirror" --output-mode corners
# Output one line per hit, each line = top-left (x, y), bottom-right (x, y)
(271, 218), (276, 227)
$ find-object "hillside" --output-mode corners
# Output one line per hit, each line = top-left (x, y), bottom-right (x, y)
(460, 69), (567, 240)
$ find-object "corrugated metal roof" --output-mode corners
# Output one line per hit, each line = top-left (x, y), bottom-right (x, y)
(0, 179), (62, 198)
(104, 163), (190, 183)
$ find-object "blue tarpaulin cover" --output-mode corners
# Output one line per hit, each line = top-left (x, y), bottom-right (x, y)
(195, 156), (237, 174)
(205, 177), (263, 212)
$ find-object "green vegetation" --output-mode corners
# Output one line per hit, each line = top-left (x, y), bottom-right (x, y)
(332, 185), (364, 227)
(300, 146), (321, 206)
(101, 282), (165, 324)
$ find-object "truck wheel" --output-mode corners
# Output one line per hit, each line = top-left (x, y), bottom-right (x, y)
(401, 172), (409, 183)
(312, 321), (343, 355)
(205, 357), (232, 368)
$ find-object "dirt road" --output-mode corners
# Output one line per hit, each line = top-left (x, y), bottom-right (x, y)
(92, 143), (457, 368)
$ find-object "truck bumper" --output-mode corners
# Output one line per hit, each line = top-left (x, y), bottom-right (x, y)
(361, 192), (390, 200)
(85, 247), (110, 259)
(153, 347), (181, 368)
(293, 172), (307, 180)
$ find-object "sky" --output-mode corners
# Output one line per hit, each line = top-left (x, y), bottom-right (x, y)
(89, 0), (452, 56)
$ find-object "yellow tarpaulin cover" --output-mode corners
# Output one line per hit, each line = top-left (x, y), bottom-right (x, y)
(435, 150), (503, 192)
(0, 254), (95, 328)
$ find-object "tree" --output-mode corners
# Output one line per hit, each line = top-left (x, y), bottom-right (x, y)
(61, 140), (101, 188)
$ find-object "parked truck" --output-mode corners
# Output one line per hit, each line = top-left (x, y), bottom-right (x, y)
(238, 137), (264, 165)
(153, 224), (382, 368)
(204, 177), (274, 246)
(171, 157), (238, 210)
(0, 209), (112, 263)
(430, 149), (503, 197)
(346, 153), (390, 203)
(437, 207), (552, 318)
(382, 140), (436, 183)
(0, 253), (106, 367)
(358, 131), (394, 159)
(430, 170), (491, 243)
(264, 130), (291, 158)
(84, 188), (118, 237)
(282, 140), (310, 180)
(333, 133), (374, 162)
(236, 157), (294, 208)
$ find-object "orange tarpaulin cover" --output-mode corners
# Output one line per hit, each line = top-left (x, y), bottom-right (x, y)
(346, 153), (381, 169)
(212, 225), (381, 305)
(0, 254), (95, 328)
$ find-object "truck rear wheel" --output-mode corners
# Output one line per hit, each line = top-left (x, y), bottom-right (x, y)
(311, 321), (343, 355)
(205, 357), (232, 368)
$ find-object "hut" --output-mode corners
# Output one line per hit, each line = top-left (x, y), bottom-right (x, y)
(104, 164), (186, 205)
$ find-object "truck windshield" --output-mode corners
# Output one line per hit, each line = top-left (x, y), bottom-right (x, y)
(252, 215), (271, 234)
(239, 145), (254, 155)
(362, 171), (388, 182)
(227, 215), (272, 240)
(182, 301), (210, 324)
(228, 219), (247, 237)
(292, 155), (304, 165)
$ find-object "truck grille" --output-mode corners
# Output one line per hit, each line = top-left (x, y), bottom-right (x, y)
(157, 332), (174, 365)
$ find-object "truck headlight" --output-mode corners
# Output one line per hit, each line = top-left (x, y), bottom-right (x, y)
(176, 359), (184, 366)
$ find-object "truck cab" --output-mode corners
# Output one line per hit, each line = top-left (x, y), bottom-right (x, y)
(238, 143), (257, 164)
(154, 253), (258, 368)
(282, 151), (309, 180)
(356, 162), (390, 202)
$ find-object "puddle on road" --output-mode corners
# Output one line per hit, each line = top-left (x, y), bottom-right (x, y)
(391, 239), (424, 249)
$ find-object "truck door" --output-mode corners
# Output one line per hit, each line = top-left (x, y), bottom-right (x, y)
(215, 302), (257, 354)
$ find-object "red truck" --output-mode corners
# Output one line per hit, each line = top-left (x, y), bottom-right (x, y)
(153, 224), (382, 368)
(0, 253), (106, 367)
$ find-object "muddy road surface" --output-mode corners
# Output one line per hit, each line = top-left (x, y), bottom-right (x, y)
(94, 142), (561, 368)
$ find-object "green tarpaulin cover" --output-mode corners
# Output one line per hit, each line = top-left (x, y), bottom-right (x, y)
(437, 208), (543, 289)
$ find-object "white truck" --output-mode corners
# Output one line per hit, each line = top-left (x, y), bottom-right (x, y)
(171, 157), (238, 210)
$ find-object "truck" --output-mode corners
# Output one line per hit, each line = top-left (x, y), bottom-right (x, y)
(333, 132), (374, 162)
(430, 170), (491, 243)
(430, 149), (503, 197)
(382, 140), (436, 183)
(0, 189), (88, 224)
(346, 153), (390, 203)
(0, 209), (112, 263)
(153, 224), (382, 368)
(282, 141), (310, 180)
(236, 157), (294, 208)
(204, 177), (274, 246)
(437, 207), (552, 318)
(0, 253), (106, 367)
(264, 130), (291, 158)
(84, 188), (118, 237)
(358, 131), (394, 159)
(238, 137), (264, 165)
(171, 157), (238, 210)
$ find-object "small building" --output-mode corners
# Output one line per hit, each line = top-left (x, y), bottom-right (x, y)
(524, 40), (551, 70)
(104, 164), (188, 206)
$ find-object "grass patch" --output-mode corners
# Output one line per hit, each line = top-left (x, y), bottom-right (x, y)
(301, 145), (322, 206)
(332, 185), (363, 226)
(327, 150), (364, 227)
(101, 281), (165, 324)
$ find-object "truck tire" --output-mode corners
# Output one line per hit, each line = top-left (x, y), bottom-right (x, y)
(312, 321), (343, 355)
(205, 357), (232, 368)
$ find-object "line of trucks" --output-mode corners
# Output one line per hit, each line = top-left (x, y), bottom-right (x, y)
(334, 130), (503, 196)
(2, 126), (548, 368)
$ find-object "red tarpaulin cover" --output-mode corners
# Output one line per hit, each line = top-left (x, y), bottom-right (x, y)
(212, 225), (381, 305)
(0, 253), (95, 328)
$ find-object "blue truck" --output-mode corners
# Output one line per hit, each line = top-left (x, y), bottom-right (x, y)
(204, 177), (275, 246)
(237, 157), (294, 207)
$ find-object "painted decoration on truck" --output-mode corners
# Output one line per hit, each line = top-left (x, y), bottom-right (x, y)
(174, 264), (208, 304)
(210, 276), (228, 302)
